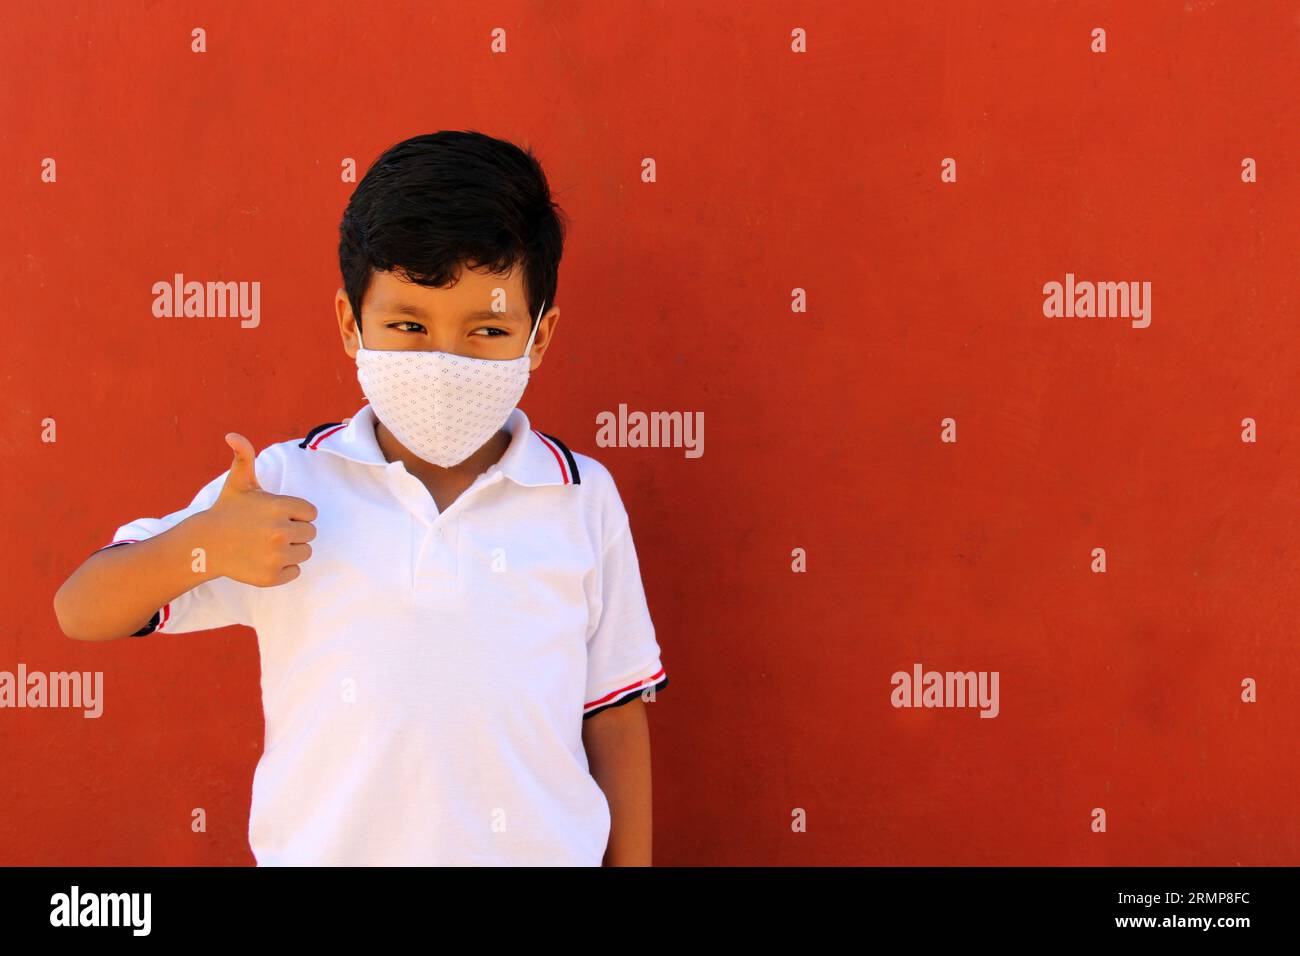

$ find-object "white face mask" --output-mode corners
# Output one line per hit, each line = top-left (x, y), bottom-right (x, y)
(355, 298), (545, 468)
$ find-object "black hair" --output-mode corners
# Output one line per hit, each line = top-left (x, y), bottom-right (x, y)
(338, 129), (568, 333)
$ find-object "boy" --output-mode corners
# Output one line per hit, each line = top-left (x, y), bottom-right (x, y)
(53, 130), (669, 866)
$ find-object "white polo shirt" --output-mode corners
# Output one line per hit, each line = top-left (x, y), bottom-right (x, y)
(98, 402), (669, 865)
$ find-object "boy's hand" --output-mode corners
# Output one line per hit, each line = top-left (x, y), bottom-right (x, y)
(198, 433), (319, 587)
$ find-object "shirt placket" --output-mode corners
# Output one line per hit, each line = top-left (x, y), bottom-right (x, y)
(383, 462), (503, 595)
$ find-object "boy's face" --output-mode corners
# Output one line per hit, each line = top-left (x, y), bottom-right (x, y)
(335, 264), (558, 371)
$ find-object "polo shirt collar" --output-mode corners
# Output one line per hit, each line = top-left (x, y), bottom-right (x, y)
(313, 403), (575, 487)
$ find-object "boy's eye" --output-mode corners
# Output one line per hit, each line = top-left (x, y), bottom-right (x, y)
(389, 322), (508, 336)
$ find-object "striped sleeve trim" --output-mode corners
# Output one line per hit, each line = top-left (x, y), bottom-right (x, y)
(94, 539), (171, 637)
(583, 667), (668, 719)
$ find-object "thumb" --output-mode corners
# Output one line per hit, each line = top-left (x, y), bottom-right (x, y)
(223, 432), (263, 493)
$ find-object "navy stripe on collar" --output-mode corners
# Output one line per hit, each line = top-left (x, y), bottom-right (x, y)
(536, 431), (581, 484)
(299, 422), (346, 449)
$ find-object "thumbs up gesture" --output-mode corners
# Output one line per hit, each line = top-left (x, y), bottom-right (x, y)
(201, 433), (319, 587)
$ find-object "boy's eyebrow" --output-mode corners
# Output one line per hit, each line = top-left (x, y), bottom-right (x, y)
(383, 302), (520, 322)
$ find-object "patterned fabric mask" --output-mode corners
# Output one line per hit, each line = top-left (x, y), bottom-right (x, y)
(355, 298), (545, 467)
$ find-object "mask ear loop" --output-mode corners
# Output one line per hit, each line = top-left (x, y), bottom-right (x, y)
(521, 298), (546, 359)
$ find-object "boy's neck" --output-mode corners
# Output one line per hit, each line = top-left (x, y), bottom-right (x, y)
(372, 419), (512, 487)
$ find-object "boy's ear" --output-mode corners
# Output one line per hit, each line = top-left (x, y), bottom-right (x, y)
(529, 306), (559, 370)
(335, 288), (360, 356)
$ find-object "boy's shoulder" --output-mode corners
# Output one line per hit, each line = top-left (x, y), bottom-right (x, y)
(558, 445), (634, 531)
(564, 445), (612, 492)
(530, 430), (623, 500)
(243, 423), (348, 496)
(522, 429), (629, 528)
(527, 428), (610, 486)
(252, 416), (369, 467)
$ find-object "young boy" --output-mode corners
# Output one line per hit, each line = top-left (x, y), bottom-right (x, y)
(53, 130), (669, 866)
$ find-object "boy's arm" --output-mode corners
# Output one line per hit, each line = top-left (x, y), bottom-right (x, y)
(582, 696), (653, 866)
(581, 464), (670, 864)
(54, 433), (316, 642)
(55, 510), (225, 642)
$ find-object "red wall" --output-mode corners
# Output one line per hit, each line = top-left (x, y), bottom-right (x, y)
(3, 0), (1297, 865)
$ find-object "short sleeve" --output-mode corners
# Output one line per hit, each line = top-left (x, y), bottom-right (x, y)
(583, 512), (668, 719)
(92, 444), (284, 637)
